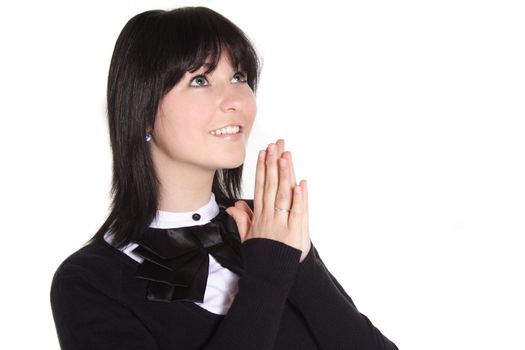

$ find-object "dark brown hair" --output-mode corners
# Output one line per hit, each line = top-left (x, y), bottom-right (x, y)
(90, 6), (261, 248)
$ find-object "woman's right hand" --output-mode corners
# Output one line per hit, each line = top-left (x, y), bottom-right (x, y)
(226, 139), (310, 262)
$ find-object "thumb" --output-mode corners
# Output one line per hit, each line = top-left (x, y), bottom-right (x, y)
(225, 206), (250, 242)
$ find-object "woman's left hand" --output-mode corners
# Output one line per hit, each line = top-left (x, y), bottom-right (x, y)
(227, 139), (311, 263)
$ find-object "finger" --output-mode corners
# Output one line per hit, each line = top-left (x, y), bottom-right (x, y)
(225, 206), (251, 242)
(301, 180), (309, 236)
(274, 157), (292, 222)
(302, 181), (308, 218)
(281, 151), (295, 198)
(288, 183), (304, 231)
(235, 200), (254, 222)
(282, 151), (297, 187)
(263, 143), (279, 215)
(301, 180), (311, 257)
(253, 150), (266, 218)
(276, 139), (285, 158)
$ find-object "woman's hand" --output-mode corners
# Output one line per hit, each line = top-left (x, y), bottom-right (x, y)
(226, 139), (311, 263)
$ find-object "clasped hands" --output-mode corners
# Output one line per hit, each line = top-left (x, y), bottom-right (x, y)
(226, 139), (311, 263)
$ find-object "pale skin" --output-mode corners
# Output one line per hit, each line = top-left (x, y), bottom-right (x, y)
(148, 51), (311, 262)
(226, 139), (312, 263)
(148, 52), (257, 213)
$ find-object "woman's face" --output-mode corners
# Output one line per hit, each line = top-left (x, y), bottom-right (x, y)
(150, 51), (257, 173)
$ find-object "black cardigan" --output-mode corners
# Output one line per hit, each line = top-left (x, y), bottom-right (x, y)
(51, 227), (398, 349)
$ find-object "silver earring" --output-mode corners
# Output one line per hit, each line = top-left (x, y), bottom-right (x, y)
(145, 132), (152, 142)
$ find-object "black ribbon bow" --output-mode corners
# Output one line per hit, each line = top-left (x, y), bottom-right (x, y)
(131, 207), (244, 303)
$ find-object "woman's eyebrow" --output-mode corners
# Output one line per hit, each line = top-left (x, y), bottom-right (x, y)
(193, 62), (214, 74)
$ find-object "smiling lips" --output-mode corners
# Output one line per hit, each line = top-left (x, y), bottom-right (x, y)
(209, 125), (242, 135)
(209, 126), (243, 141)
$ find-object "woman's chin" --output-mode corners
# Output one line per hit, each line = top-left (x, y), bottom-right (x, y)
(221, 160), (245, 169)
(214, 156), (245, 170)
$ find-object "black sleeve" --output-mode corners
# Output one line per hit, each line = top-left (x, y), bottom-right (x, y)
(51, 238), (302, 350)
(50, 264), (159, 350)
(287, 243), (399, 350)
(202, 238), (302, 349)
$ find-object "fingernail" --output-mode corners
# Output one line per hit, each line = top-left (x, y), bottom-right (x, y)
(268, 144), (275, 155)
(258, 150), (265, 162)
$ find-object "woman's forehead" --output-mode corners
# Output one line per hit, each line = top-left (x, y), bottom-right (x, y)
(190, 51), (239, 73)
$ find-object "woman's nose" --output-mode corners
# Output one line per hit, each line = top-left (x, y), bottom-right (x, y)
(218, 85), (244, 112)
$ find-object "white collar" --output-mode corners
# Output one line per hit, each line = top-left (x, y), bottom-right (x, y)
(104, 192), (221, 262)
(149, 192), (220, 229)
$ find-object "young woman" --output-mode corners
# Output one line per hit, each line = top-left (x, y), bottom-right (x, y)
(50, 6), (398, 349)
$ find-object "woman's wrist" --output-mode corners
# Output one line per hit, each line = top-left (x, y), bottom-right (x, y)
(241, 238), (301, 286)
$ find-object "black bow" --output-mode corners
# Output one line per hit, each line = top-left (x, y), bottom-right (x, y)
(131, 207), (244, 303)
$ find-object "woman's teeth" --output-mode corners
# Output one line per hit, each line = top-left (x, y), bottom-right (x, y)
(209, 125), (241, 135)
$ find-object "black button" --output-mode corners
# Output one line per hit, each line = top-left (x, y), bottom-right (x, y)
(192, 213), (201, 221)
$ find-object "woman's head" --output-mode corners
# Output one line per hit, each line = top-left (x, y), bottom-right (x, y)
(93, 6), (261, 247)
(150, 50), (257, 181)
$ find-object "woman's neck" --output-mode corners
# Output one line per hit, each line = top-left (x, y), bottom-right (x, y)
(154, 162), (216, 213)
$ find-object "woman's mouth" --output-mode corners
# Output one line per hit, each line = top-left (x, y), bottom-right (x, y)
(209, 125), (242, 135)
(209, 125), (243, 140)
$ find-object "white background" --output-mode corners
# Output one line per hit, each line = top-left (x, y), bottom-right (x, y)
(1, 0), (524, 349)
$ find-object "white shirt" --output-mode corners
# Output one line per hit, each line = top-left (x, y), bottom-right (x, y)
(104, 192), (240, 315)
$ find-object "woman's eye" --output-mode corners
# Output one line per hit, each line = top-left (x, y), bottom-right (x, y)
(232, 72), (247, 83)
(190, 75), (209, 87)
